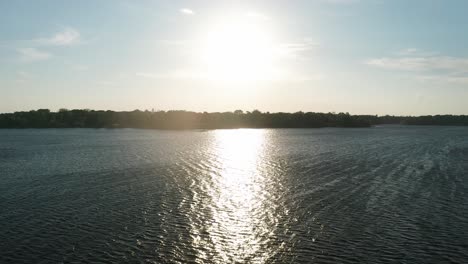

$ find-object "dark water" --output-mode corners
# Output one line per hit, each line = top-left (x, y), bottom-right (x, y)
(1, 127), (468, 263)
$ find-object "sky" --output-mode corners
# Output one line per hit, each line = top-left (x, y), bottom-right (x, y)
(1, 0), (468, 115)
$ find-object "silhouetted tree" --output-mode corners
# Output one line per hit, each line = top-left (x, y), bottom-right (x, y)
(1, 109), (467, 129)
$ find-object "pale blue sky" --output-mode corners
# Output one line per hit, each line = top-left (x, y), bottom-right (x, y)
(1, 0), (468, 115)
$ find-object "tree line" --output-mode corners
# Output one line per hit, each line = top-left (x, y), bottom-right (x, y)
(0, 109), (467, 129)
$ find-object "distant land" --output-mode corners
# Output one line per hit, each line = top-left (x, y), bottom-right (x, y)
(1, 109), (468, 129)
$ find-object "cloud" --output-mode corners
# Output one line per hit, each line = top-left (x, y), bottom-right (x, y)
(180, 8), (194, 15)
(17, 48), (51, 62)
(367, 49), (468, 85)
(36, 27), (81, 46)
(395, 48), (434, 56)
(366, 53), (468, 72)
(277, 39), (319, 59)
(417, 75), (468, 84)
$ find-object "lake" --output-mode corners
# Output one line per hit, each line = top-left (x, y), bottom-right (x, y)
(1, 127), (468, 263)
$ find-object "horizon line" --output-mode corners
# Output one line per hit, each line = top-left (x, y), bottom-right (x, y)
(1, 108), (468, 117)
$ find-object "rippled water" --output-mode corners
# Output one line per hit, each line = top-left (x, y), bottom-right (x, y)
(1, 127), (468, 263)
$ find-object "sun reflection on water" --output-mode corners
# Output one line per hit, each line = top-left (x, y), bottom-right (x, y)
(190, 129), (275, 263)
(211, 129), (266, 262)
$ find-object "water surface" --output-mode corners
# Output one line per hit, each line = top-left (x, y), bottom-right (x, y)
(1, 127), (468, 263)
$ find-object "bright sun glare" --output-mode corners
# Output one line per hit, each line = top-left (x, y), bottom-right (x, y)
(199, 18), (276, 82)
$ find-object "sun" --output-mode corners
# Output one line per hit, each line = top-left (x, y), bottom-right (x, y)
(198, 18), (276, 82)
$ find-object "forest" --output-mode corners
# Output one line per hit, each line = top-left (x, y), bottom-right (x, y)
(0, 109), (467, 129)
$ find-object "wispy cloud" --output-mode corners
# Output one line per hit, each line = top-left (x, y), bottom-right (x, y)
(366, 52), (468, 72)
(151, 37), (319, 67)
(17, 48), (51, 62)
(277, 39), (319, 59)
(180, 8), (194, 15)
(367, 49), (468, 85)
(4, 27), (81, 63)
(35, 27), (81, 46)
(417, 75), (468, 85)
(395, 48), (435, 57)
